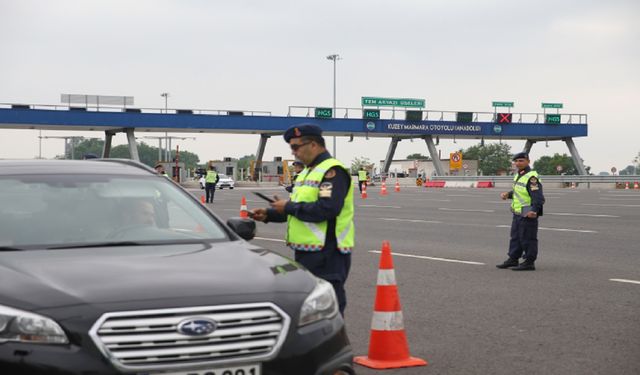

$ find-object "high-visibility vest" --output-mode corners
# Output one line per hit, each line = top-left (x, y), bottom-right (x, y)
(205, 170), (218, 183)
(511, 170), (540, 214)
(287, 158), (355, 254)
(358, 170), (367, 181)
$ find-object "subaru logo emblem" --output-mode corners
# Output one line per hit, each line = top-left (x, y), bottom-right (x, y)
(177, 318), (217, 336)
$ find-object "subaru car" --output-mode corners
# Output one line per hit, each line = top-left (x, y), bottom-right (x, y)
(0, 159), (353, 375)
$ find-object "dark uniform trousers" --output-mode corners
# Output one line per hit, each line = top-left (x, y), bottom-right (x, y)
(508, 215), (539, 262)
(205, 183), (216, 203)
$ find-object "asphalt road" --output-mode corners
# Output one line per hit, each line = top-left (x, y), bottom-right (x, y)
(189, 184), (640, 375)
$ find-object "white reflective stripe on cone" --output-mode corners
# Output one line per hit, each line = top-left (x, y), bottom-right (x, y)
(376, 269), (397, 286)
(371, 311), (405, 331)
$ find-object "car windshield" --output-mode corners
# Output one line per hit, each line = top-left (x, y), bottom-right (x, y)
(0, 174), (229, 249)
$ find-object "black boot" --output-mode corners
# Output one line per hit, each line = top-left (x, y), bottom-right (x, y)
(512, 260), (535, 271)
(496, 258), (519, 269)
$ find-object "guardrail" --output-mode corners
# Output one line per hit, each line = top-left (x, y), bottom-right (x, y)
(287, 106), (588, 125)
(429, 175), (640, 183)
(0, 103), (272, 116)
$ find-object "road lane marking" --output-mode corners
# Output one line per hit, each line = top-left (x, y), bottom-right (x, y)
(359, 204), (402, 208)
(496, 225), (597, 233)
(378, 217), (442, 224)
(610, 279), (640, 285)
(369, 250), (484, 265)
(582, 203), (640, 208)
(446, 194), (478, 197)
(414, 198), (452, 202)
(254, 237), (285, 242)
(439, 208), (495, 213)
(600, 197), (640, 201)
(547, 213), (620, 218)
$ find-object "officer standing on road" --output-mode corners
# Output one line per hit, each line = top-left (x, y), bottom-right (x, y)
(357, 167), (368, 194)
(251, 124), (354, 315)
(285, 161), (305, 193)
(497, 152), (545, 271)
(204, 165), (219, 204)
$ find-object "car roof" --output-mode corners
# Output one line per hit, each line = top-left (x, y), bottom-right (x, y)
(0, 159), (157, 176)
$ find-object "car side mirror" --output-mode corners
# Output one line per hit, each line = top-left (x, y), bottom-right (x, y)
(226, 218), (256, 241)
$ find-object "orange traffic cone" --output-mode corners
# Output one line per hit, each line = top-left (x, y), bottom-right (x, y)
(354, 241), (427, 370)
(394, 178), (401, 192)
(625, 182), (630, 190)
(380, 179), (388, 196)
(200, 195), (206, 204)
(634, 181), (639, 190)
(361, 183), (368, 199)
(240, 196), (249, 218)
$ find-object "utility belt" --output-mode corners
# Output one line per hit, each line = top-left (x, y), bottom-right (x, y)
(511, 205), (533, 217)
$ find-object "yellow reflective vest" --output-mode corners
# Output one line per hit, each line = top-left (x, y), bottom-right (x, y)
(358, 170), (367, 181)
(205, 170), (218, 183)
(287, 158), (355, 254)
(511, 170), (540, 214)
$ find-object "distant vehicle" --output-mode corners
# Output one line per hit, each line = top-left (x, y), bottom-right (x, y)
(217, 174), (235, 189)
(199, 174), (235, 189)
(0, 159), (353, 375)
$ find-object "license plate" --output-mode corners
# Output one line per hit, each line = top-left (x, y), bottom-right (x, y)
(150, 363), (261, 375)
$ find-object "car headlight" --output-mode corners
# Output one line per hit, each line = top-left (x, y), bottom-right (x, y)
(0, 305), (68, 344)
(298, 278), (339, 326)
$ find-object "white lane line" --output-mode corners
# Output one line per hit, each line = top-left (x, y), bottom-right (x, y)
(600, 197), (640, 201)
(369, 250), (484, 265)
(359, 204), (402, 208)
(610, 279), (640, 285)
(415, 199), (452, 202)
(547, 212), (620, 218)
(254, 237), (285, 242)
(485, 201), (509, 204)
(446, 194), (478, 197)
(496, 225), (597, 233)
(379, 217), (442, 224)
(582, 203), (640, 208)
(439, 208), (495, 213)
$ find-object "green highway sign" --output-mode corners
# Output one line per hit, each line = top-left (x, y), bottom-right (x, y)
(545, 114), (562, 124)
(362, 96), (425, 108)
(363, 109), (380, 120)
(542, 102), (563, 109)
(314, 107), (333, 118)
(492, 101), (514, 107)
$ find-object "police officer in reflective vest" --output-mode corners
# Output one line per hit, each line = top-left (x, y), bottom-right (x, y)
(497, 152), (545, 271)
(205, 166), (219, 204)
(357, 167), (368, 193)
(251, 124), (354, 314)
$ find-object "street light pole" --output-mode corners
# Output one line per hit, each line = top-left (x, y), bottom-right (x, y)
(160, 92), (169, 161)
(326, 54), (341, 157)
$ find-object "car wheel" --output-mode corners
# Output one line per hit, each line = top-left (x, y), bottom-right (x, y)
(230, 187), (234, 189)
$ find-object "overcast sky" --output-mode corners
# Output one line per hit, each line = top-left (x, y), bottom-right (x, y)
(1, 0), (638, 173)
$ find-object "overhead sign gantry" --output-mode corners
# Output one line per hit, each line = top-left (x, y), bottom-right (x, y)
(0, 96), (588, 176)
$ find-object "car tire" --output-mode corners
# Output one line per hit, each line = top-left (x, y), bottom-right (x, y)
(230, 187), (234, 189)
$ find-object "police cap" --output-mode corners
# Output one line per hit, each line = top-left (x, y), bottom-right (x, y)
(283, 124), (323, 143)
(512, 152), (529, 161)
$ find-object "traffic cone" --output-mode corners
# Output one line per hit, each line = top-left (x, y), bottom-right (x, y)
(380, 179), (388, 196)
(634, 181), (639, 190)
(240, 196), (249, 218)
(361, 183), (368, 199)
(394, 178), (401, 192)
(625, 182), (630, 190)
(354, 241), (427, 370)
(200, 195), (205, 204)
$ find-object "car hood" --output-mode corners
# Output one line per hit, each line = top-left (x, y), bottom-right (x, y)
(0, 241), (312, 312)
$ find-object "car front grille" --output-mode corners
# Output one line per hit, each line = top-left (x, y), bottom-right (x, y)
(89, 303), (290, 372)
